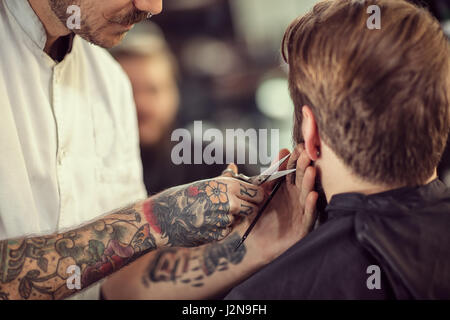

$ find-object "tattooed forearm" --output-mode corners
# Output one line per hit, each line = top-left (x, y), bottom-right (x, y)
(0, 289), (9, 300)
(0, 204), (157, 300)
(145, 180), (232, 248)
(142, 233), (246, 288)
(0, 178), (244, 299)
(202, 233), (245, 275)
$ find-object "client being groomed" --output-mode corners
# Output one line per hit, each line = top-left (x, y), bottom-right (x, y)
(225, 0), (450, 299)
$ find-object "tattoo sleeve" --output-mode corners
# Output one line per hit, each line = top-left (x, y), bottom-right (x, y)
(144, 180), (232, 248)
(141, 233), (246, 289)
(0, 203), (157, 300)
(0, 178), (235, 300)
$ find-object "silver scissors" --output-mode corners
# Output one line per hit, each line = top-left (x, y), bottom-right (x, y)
(224, 154), (296, 251)
(223, 154), (295, 186)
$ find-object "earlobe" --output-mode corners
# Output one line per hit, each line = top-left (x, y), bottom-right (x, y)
(301, 106), (320, 161)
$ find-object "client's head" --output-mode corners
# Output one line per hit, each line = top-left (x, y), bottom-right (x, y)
(283, 0), (450, 199)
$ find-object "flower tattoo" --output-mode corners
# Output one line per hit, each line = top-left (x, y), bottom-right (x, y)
(205, 181), (228, 205)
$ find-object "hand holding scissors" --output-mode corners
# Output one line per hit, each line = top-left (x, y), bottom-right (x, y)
(222, 154), (296, 250)
(222, 154), (295, 186)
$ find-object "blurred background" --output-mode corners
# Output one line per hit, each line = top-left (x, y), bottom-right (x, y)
(110, 0), (450, 195)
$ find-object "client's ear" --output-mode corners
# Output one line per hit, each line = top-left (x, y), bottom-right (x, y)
(301, 106), (320, 161)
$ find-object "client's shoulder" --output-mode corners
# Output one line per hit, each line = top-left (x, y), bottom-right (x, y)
(226, 215), (392, 299)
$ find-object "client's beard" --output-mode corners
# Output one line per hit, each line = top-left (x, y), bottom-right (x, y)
(314, 171), (328, 225)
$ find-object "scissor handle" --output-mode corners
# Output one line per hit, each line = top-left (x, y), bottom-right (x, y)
(222, 170), (277, 186)
(234, 173), (268, 185)
(248, 175), (269, 185)
(236, 173), (254, 183)
(221, 169), (253, 183)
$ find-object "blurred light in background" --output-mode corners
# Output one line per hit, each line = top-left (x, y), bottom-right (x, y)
(163, 0), (219, 11)
(255, 76), (295, 151)
(443, 20), (450, 38)
(432, 0), (450, 37)
(180, 36), (241, 77)
(229, 0), (319, 61)
(256, 77), (294, 120)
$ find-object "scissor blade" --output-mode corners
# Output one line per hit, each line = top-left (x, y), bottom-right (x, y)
(259, 154), (290, 177)
(265, 169), (296, 182)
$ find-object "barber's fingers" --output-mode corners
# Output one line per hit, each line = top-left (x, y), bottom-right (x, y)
(233, 180), (265, 204)
(222, 163), (238, 177)
(237, 199), (259, 218)
(277, 148), (290, 171)
(300, 166), (316, 206)
(287, 144), (304, 185)
(230, 196), (259, 218)
(287, 144), (304, 169)
(302, 191), (318, 234)
(295, 148), (312, 188)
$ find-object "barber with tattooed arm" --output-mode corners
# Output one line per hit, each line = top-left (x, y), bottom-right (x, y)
(0, 167), (261, 299)
(0, 149), (317, 300)
(0, 0), (317, 300)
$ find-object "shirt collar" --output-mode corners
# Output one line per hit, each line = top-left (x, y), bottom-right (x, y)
(4, 0), (47, 50)
(325, 179), (448, 217)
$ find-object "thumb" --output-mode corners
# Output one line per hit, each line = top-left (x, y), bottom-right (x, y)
(221, 163), (238, 177)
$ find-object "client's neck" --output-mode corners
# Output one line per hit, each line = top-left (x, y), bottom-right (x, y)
(318, 143), (438, 202)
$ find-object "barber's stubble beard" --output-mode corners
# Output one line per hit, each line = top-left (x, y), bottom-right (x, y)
(48, 0), (148, 48)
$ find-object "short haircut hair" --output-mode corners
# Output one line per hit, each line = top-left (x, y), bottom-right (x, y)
(282, 0), (450, 186)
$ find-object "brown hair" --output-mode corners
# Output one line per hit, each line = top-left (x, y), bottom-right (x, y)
(283, 0), (450, 186)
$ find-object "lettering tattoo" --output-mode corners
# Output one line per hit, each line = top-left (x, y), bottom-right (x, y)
(239, 183), (258, 198)
(238, 204), (253, 216)
(144, 180), (232, 247)
(141, 233), (246, 288)
(0, 205), (156, 300)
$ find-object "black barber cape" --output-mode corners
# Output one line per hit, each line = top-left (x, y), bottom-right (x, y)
(225, 180), (450, 299)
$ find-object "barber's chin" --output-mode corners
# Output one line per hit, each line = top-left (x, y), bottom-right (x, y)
(97, 33), (128, 49)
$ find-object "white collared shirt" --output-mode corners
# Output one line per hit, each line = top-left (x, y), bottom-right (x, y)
(0, 0), (147, 298)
